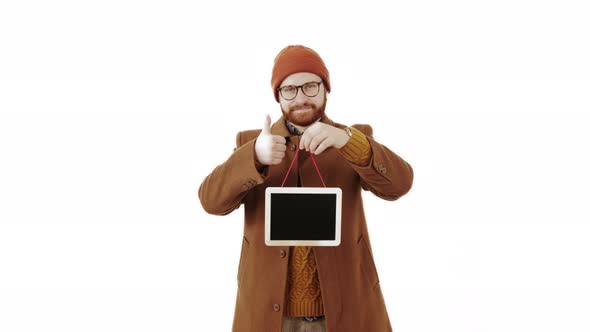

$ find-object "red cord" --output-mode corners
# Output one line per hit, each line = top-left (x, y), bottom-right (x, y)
(280, 148), (299, 187)
(309, 153), (327, 187)
(280, 148), (327, 188)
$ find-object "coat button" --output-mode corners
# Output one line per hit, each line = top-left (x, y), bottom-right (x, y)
(273, 304), (281, 312)
(279, 249), (286, 258)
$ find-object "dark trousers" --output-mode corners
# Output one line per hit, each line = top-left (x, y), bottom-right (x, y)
(282, 316), (326, 332)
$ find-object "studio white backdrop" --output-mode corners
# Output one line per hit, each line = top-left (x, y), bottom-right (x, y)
(1, 0), (589, 331)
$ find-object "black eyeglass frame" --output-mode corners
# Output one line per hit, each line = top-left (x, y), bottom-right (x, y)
(277, 81), (323, 100)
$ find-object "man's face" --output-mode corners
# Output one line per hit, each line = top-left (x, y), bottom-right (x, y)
(279, 72), (327, 127)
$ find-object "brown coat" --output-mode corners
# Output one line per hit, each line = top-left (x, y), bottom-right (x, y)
(198, 114), (414, 332)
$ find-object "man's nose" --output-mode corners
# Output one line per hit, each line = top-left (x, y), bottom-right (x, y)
(293, 87), (309, 104)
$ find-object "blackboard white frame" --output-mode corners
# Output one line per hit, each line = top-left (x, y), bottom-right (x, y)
(264, 186), (342, 247)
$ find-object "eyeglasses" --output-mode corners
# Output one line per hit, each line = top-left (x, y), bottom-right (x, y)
(277, 81), (323, 100)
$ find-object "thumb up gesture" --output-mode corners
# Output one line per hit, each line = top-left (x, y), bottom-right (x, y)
(255, 115), (287, 165)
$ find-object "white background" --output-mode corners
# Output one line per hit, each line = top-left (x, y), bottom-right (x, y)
(1, 0), (589, 331)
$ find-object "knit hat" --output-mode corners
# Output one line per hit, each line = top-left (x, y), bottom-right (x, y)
(271, 45), (331, 102)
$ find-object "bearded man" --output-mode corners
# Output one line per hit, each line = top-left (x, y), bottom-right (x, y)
(199, 45), (414, 332)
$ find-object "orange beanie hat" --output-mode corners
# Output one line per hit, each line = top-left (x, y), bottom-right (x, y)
(271, 45), (331, 102)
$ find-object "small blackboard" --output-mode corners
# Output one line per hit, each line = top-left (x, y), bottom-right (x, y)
(265, 187), (342, 246)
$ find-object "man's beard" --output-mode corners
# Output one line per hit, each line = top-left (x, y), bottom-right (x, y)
(281, 99), (327, 127)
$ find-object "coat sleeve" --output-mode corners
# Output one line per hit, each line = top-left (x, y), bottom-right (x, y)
(198, 131), (268, 216)
(350, 124), (414, 201)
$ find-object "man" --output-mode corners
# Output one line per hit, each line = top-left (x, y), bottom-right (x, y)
(198, 45), (413, 332)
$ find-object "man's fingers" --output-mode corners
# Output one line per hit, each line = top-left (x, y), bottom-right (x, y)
(299, 134), (308, 150)
(314, 140), (330, 155)
(272, 151), (285, 159)
(272, 135), (286, 144)
(274, 143), (287, 152)
(262, 114), (271, 134)
(309, 134), (328, 153)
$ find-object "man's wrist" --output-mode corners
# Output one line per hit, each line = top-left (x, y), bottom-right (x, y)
(336, 127), (353, 149)
(338, 126), (372, 166)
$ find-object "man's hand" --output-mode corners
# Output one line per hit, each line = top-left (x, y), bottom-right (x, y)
(299, 122), (351, 155)
(255, 114), (287, 165)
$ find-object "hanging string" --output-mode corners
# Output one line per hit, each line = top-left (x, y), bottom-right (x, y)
(280, 148), (299, 187)
(280, 148), (327, 188)
(309, 153), (327, 187)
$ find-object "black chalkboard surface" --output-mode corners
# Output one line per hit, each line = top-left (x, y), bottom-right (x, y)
(265, 187), (342, 246)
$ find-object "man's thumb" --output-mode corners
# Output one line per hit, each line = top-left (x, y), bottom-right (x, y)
(262, 114), (271, 134)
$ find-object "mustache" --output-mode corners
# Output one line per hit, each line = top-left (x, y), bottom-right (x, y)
(290, 103), (315, 111)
